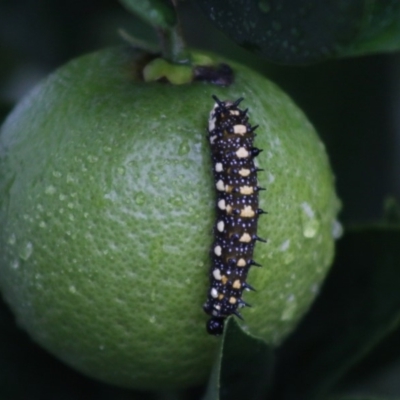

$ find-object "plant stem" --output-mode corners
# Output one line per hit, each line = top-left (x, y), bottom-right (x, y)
(158, 0), (190, 64)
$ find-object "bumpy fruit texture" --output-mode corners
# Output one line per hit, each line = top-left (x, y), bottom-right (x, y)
(0, 46), (341, 389)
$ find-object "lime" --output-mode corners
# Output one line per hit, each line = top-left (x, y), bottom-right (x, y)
(0, 46), (340, 389)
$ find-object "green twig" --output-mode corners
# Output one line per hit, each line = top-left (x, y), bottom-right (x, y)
(119, 0), (190, 64)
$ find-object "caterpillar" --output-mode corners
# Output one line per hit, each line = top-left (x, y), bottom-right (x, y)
(203, 95), (265, 336)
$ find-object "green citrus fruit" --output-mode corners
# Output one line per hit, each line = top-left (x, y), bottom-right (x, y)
(0, 46), (340, 390)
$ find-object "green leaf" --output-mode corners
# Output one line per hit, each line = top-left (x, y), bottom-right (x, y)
(195, 0), (400, 64)
(342, 0), (400, 57)
(271, 225), (400, 400)
(337, 326), (400, 394)
(203, 318), (274, 400)
(119, 0), (176, 30)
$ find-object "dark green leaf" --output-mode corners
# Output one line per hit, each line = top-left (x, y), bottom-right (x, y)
(336, 326), (400, 394)
(119, 0), (176, 30)
(203, 318), (274, 400)
(341, 0), (400, 57)
(271, 225), (400, 400)
(195, 0), (400, 64)
(195, 0), (365, 64)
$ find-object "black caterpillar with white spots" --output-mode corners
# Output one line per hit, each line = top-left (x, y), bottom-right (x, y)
(203, 95), (265, 336)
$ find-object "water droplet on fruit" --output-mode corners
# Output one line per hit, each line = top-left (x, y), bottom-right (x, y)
(302, 219), (319, 238)
(52, 171), (62, 178)
(117, 167), (125, 176)
(331, 219), (343, 239)
(45, 185), (56, 195)
(66, 173), (75, 183)
(300, 202), (320, 238)
(8, 234), (16, 245)
(135, 192), (145, 205)
(11, 259), (19, 270)
(87, 155), (98, 163)
(69, 285), (77, 294)
(39, 221), (46, 228)
(178, 140), (190, 156)
(268, 172), (275, 184)
(281, 295), (297, 321)
(19, 241), (33, 261)
(279, 239), (290, 251)
(310, 283), (320, 294)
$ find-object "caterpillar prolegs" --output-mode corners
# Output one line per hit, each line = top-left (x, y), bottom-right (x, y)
(203, 95), (265, 336)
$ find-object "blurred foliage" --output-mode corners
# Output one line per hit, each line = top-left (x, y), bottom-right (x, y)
(1, 1), (400, 399)
(119, 0), (176, 29)
(195, 0), (400, 64)
(204, 318), (273, 400)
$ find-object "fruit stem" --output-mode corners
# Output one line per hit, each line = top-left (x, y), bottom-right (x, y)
(157, 0), (190, 64)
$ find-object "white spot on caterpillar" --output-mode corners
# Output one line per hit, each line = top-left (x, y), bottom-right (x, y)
(236, 147), (249, 158)
(230, 110), (240, 116)
(240, 185), (254, 195)
(233, 279), (241, 289)
(208, 117), (216, 131)
(239, 233), (252, 243)
(209, 135), (217, 144)
(237, 258), (246, 267)
(215, 163), (223, 172)
(218, 199), (226, 210)
(229, 296), (237, 304)
(239, 168), (251, 177)
(214, 245), (222, 256)
(240, 205), (255, 218)
(213, 269), (222, 280)
(211, 288), (218, 298)
(217, 220), (225, 232)
(233, 124), (247, 135)
(216, 180), (225, 191)
(214, 304), (221, 310)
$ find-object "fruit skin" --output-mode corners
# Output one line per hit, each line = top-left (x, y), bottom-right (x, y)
(0, 46), (340, 389)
